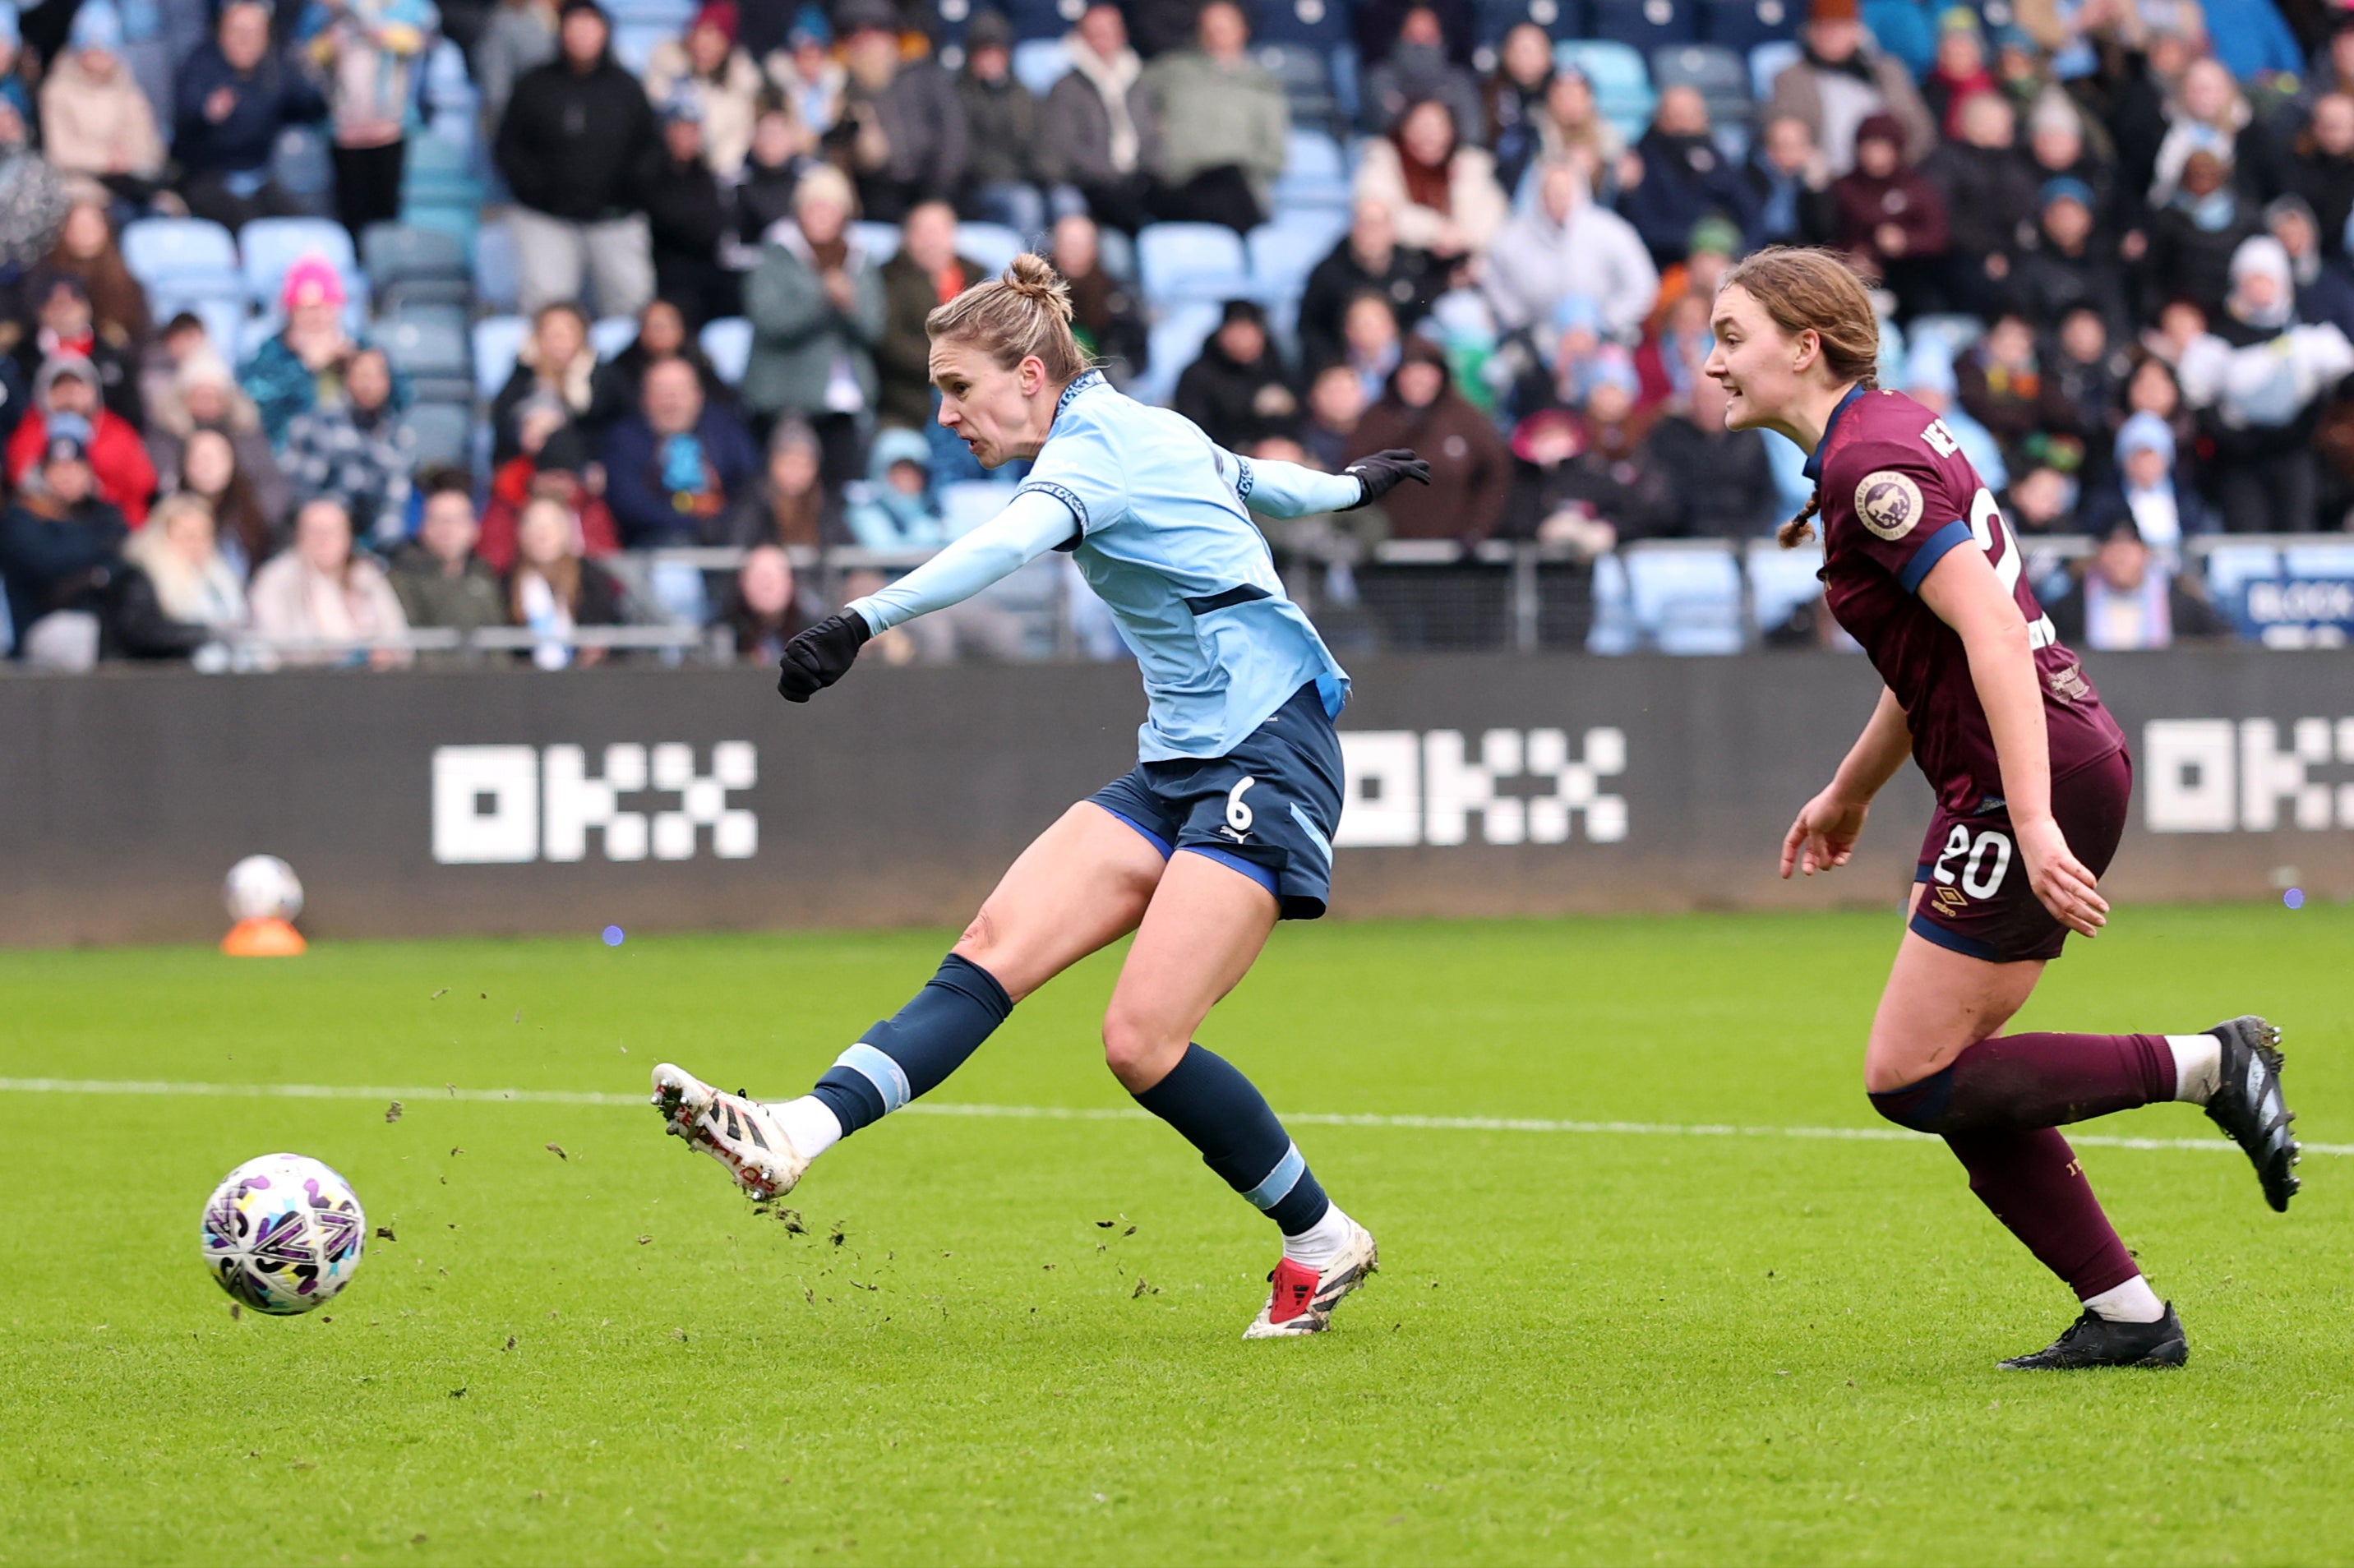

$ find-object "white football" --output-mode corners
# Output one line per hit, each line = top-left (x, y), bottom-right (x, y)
(224, 855), (304, 923)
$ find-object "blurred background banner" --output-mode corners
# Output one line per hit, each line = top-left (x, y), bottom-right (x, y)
(4, 649), (2349, 946)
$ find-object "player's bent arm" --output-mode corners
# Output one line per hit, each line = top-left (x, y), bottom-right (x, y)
(847, 488), (1078, 633)
(1827, 686), (1912, 804)
(1917, 545), (2051, 824)
(1235, 454), (1369, 519)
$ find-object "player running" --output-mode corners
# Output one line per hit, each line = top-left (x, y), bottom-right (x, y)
(1707, 248), (2299, 1370)
(652, 256), (1428, 1338)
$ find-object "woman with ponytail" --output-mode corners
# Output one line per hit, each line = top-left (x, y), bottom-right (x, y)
(1707, 246), (2299, 1371)
(653, 254), (1433, 1340)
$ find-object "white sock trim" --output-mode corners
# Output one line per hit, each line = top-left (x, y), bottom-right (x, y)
(1281, 1203), (1354, 1272)
(773, 1095), (842, 1160)
(2167, 1033), (2222, 1105)
(2083, 1275), (2166, 1324)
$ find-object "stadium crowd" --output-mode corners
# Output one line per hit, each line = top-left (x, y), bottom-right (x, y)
(0, 0), (2348, 669)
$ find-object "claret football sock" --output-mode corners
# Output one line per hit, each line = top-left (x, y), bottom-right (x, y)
(2167, 1033), (2223, 1104)
(2082, 1274), (2168, 1324)
(1944, 1127), (2142, 1300)
(1868, 1032), (2176, 1134)
(807, 953), (1014, 1140)
(1133, 1043), (1332, 1236)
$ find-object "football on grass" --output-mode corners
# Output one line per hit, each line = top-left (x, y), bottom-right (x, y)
(201, 1154), (366, 1315)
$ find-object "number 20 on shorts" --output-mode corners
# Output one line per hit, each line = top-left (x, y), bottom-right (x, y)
(1933, 824), (2013, 899)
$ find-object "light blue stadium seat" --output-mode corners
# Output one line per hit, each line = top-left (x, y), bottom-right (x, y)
(1747, 38), (1802, 99)
(699, 316), (753, 385)
(361, 221), (471, 309)
(1623, 542), (1742, 653)
(1247, 214), (1348, 298)
(122, 217), (242, 297)
(474, 219), (519, 311)
(1273, 127), (1353, 210)
(1650, 42), (1751, 128)
(590, 315), (639, 361)
(1132, 301), (1222, 408)
(166, 297), (251, 361)
(238, 217), (360, 310)
(1554, 39), (1655, 142)
(956, 221), (1026, 275)
(473, 314), (528, 402)
(610, 0), (693, 22)
(407, 401), (475, 473)
(1137, 223), (1252, 307)
(848, 220), (901, 262)
(1745, 538), (1825, 634)
(612, 21), (668, 75)
(1586, 551), (1636, 653)
(399, 204), (481, 248)
(1012, 38), (1069, 95)
(381, 304), (473, 404)
(1257, 42), (1343, 135)
(401, 130), (479, 203)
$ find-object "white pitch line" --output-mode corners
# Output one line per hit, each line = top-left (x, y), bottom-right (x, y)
(0, 1077), (2340, 1158)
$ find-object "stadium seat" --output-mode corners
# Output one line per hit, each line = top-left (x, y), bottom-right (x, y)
(270, 124), (335, 206)
(1273, 127), (1354, 210)
(1590, 0), (1698, 50)
(474, 220), (519, 312)
(1650, 43), (1752, 131)
(699, 316), (753, 385)
(1137, 223), (1252, 307)
(1485, 0), (1586, 43)
(1747, 38), (1802, 99)
(407, 400), (475, 473)
(361, 222), (472, 310)
(168, 297), (251, 362)
(399, 203), (481, 248)
(1256, 43), (1345, 137)
(610, 0), (693, 22)
(381, 304), (473, 404)
(1253, 0), (1351, 48)
(1553, 40), (1656, 141)
(1003, 0), (1081, 40)
(120, 217), (242, 300)
(956, 222), (1027, 275)
(1703, 0), (1799, 53)
(238, 217), (359, 310)
(848, 220), (901, 262)
(1745, 539), (1826, 636)
(1011, 38), (1069, 95)
(590, 316), (639, 361)
(2282, 541), (2354, 578)
(1247, 214), (1350, 298)
(473, 314), (528, 402)
(1132, 301), (1222, 408)
(401, 131), (480, 205)
(1585, 551), (1636, 653)
(1623, 542), (1742, 653)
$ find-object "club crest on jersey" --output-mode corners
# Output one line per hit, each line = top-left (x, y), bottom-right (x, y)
(1854, 470), (1923, 540)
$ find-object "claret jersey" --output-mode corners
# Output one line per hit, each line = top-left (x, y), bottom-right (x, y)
(1808, 386), (2126, 814)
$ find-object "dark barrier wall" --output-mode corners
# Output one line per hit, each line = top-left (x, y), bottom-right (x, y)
(3, 650), (2350, 946)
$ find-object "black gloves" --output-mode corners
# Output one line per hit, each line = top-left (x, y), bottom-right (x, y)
(776, 611), (871, 703)
(1342, 448), (1432, 509)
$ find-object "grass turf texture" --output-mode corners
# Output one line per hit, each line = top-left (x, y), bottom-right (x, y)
(1, 903), (2347, 1566)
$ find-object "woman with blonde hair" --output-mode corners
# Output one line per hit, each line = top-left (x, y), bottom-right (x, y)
(124, 492), (247, 632)
(654, 255), (1430, 1341)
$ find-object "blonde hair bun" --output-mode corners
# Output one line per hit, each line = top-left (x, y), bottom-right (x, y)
(1003, 253), (1075, 325)
(925, 251), (1094, 381)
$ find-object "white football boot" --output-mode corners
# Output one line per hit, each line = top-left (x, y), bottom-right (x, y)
(1243, 1220), (1379, 1339)
(650, 1063), (812, 1201)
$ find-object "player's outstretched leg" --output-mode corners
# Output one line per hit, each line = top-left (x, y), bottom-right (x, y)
(1105, 851), (1376, 1339)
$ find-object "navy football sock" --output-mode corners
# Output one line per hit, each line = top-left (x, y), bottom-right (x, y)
(1131, 1043), (1331, 1235)
(810, 953), (1013, 1137)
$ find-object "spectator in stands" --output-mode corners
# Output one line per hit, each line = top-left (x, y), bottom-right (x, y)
(1533, 68), (1622, 203)
(122, 492), (247, 640)
(246, 496), (410, 666)
(1142, 0), (1285, 233)
(876, 201), (982, 432)
(842, 424), (943, 548)
(1531, 350), (1675, 542)
(174, 427), (279, 576)
(283, 345), (415, 546)
(1301, 360), (1364, 471)
(763, 5), (840, 136)
(1924, 92), (2040, 318)
(479, 421), (620, 570)
(1483, 22), (1553, 198)
(2009, 177), (2132, 339)
(0, 3), (29, 123)
(491, 303), (625, 465)
(1298, 198), (1433, 375)
(953, 11), (1049, 238)
(1039, 2), (1155, 235)
(496, 0), (660, 318)
(1618, 87), (1756, 269)
(1904, 339), (2007, 491)
(1633, 288), (1712, 410)
(833, 0), (965, 224)
(1647, 372), (1777, 537)
(1051, 214), (1145, 379)
(239, 257), (362, 446)
(644, 1), (764, 177)
(475, 0), (556, 139)
(9, 270), (139, 427)
(2043, 517), (2232, 648)
(2003, 460), (2079, 537)
(736, 95), (814, 240)
(0, 417), (128, 668)
(2149, 58), (2268, 208)
(1769, 0), (1935, 177)
(1327, 291), (1397, 407)
(1354, 99), (1506, 271)
(1957, 311), (2072, 477)
(1746, 113), (1836, 249)
(2079, 411), (2216, 558)
(39, 2), (168, 211)
(645, 99), (737, 328)
(2121, 351), (2198, 486)
(2046, 304), (2124, 482)
(300, 0), (435, 241)
(147, 348), (289, 528)
(722, 542), (815, 662)
(2186, 235), (2337, 533)
(741, 164), (884, 484)
(603, 354), (759, 546)
(607, 295), (729, 406)
(172, 1), (323, 231)
(1364, 5), (1482, 145)
(1832, 113), (1949, 318)
(2269, 194), (2354, 336)
(9, 354), (154, 523)
(2023, 91), (2116, 231)
(717, 417), (838, 546)
(1175, 298), (1298, 450)
(505, 494), (625, 666)
(1922, 7), (1995, 138)
(44, 204), (150, 353)
(1484, 159), (1658, 344)
(2146, 147), (2264, 324)
(389, 472), (505, 644)
(2284, 94), (2354, 263)
(1348, 338), (1507, 541)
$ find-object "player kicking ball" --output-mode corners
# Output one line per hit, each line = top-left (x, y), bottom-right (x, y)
(1707, 248), (2299, 1370)
(653, 256), (1428, 1338)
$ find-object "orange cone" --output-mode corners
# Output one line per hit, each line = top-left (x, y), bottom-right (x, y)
(221, 917), (307, 957)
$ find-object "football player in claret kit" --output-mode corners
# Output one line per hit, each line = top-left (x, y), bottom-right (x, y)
(650, 255), (1432, 1338)
(1707, 248), (2301, 1370)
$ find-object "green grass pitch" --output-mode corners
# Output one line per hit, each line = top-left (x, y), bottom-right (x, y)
(1, 902), (2347, 1566)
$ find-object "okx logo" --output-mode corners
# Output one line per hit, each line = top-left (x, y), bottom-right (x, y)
(1335, 728), (1628, 848)
(432, 743), (758, 865)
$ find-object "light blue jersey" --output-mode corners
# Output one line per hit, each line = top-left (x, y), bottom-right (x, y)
(848, 371), (1364, 762)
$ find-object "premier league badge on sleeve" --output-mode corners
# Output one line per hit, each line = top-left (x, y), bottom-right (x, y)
(1855, 470), (1923, 541)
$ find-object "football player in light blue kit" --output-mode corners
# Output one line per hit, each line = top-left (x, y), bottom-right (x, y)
(653, 255), (1429, 1337)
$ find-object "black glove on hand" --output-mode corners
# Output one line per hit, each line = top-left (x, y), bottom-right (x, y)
(776, 611), (871, 703)
(1342, 448), (1433, 509)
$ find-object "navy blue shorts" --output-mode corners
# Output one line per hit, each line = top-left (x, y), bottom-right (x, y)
(1910, 747), (2133, 963)
(1089, 683), (1344, 920)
